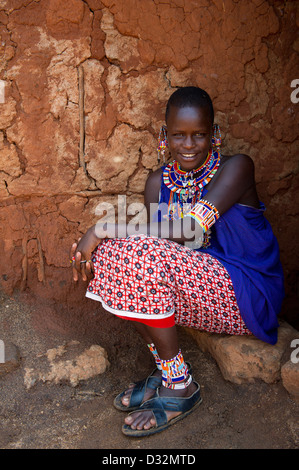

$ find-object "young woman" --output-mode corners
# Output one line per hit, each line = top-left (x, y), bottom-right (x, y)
(70, 87), (284, 437)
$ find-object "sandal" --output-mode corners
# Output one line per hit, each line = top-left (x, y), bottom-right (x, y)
(114, 362), (192, 412)
(122, 381), (202, 437)
(113, 368), (162, 412)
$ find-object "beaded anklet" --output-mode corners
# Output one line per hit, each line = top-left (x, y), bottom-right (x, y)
(147, 343), (162, 370)
(160, 350), (192, 390)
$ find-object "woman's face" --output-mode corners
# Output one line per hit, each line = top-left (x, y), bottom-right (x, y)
(166, 105), (213, 172)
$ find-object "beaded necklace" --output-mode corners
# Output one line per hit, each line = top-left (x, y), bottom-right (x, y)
(162, 147), (220, 220)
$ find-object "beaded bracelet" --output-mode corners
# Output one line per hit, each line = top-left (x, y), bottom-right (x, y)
(186, 199), (220, 233)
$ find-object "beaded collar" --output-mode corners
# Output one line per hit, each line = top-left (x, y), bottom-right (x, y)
(163, 147), (221, 203)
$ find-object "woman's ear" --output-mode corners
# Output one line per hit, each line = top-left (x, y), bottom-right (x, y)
(157, 125), (168, 164)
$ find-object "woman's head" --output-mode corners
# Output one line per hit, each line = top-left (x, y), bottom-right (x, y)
(165, 86), (214, 126)
(164, 87), (215, 171)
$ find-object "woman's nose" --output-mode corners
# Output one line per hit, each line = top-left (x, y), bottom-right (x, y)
(183, 136), (195, 149)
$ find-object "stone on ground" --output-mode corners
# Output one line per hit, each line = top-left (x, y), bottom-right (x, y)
(186, 321), (299, 392)
(24, 340), (109, 389)
(281, 360), (299, 403)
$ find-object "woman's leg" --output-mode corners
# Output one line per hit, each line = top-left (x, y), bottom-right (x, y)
(144, 324), (179, 358)
(120, 322), (162, 407)
(124, 324), (197, 431)
(133, 322), (155, 345)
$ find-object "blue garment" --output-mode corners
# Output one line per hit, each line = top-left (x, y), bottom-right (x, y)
(157, 176), (285, 345)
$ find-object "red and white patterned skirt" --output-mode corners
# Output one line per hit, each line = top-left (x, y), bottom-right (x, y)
(86, 235), (251, 336)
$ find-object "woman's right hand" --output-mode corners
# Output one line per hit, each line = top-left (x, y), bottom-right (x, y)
(70, 225), (103, 282)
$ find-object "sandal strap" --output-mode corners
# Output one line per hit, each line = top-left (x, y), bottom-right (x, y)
(138, 381), (201, 415)
(128, 371), (161, 408)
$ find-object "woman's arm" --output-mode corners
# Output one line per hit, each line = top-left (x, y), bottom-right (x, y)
(203, 153), (260, 214)
(144, 168), (163, 220)
(183, 154), (260, 238)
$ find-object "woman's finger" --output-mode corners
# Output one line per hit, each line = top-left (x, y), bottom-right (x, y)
(86, 260), (94, 280)
(73, 249), (83, 281)
(70, 242), (77, 259)
(70, 243), (78, 281)
(80, 258), (88, 282)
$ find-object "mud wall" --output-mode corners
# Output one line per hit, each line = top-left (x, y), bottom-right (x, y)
(0, 0), (298, 322)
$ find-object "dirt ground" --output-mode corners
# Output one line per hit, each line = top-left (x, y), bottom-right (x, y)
(0, 289), (298, 451)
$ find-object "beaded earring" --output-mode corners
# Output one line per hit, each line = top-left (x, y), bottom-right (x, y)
(157, 125), (168, 164)
(212, 123), (222, 148)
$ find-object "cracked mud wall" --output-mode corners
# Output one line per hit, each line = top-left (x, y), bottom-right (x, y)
(0, 0), (298, 326)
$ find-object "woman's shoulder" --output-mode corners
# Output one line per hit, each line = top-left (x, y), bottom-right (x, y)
(220, 153), (255, 170)
(215, 153), (259, 208)
(145, 167), (164, 191)
(217, 152), (256, 184)
(146, 166), (164, 182)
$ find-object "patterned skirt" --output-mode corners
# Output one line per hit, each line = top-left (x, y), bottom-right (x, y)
(86, 235), (251, 336)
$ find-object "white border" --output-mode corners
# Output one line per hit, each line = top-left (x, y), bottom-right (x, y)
(86, 291), (175, 321)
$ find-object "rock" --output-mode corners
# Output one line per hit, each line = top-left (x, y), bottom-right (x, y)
(0, 340), (21, 376)
(24, 341), (110, 389)
(281, 360), (299, 403)
(186, 321), (298, 385)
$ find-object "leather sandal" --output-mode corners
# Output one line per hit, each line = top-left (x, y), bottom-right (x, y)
(114, 368), (162, 412)
(114, 362), (192, 412)
(122, 381), (202, 437)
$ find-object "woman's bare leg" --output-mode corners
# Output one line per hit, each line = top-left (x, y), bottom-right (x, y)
(124, 324), (196, 431)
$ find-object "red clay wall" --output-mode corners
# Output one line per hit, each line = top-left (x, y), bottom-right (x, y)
(0, 0), (298, 328)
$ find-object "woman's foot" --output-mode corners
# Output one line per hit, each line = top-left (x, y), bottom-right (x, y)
(121, 368), (161, 408)
(124, 378), (197, 431)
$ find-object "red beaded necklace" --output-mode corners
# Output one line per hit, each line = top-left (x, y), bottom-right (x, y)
(163, 147), (220, 202)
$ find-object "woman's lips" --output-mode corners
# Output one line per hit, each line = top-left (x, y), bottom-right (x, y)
(180, 153), (197, 160)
